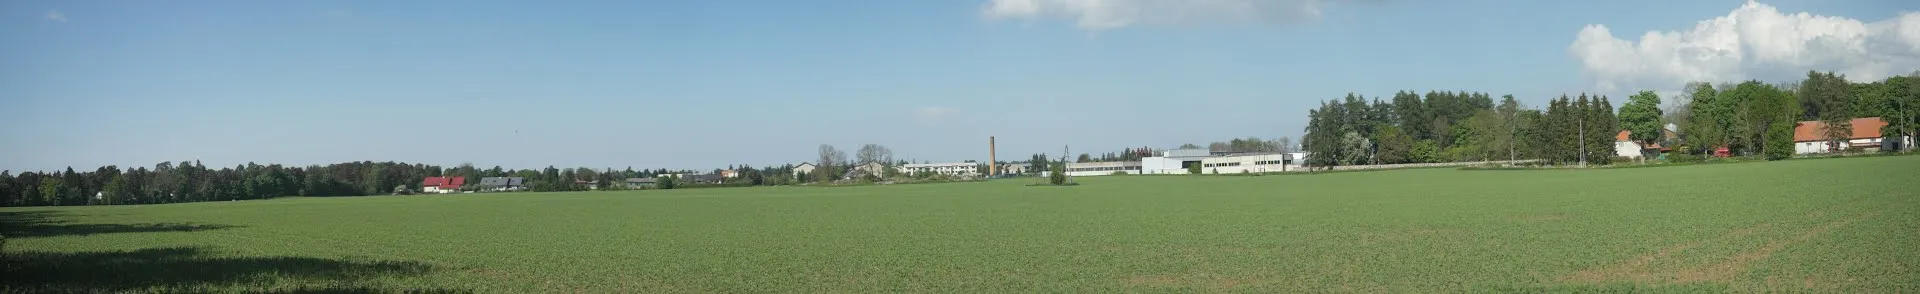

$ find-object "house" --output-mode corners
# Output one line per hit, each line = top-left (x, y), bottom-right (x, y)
(421, 176), (466, 194)
(624, 178), (657, 189)
(718, 170), (739, 178)
(573, 180), (601, 190)
(1614, 130), (1668, 160)
(792, 162), (816, 178)
(476, 177), (526, 192)
(1793, 117), (1893, 154)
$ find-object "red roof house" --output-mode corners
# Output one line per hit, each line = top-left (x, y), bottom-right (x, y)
(1793, 117), (1886, 143)
(421, 176), (465, 193)
(1792, 117), (1890, 154)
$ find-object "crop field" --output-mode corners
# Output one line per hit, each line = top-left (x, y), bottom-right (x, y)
(4, 156), (1918, 293)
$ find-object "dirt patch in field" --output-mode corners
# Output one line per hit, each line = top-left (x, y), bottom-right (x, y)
(1356, 227), (1466, 246)
(1563, 210), (1875, 285)
(469, 267), (514, 281)
(1122, 273), (1255, 291)
(1669, 212), (1872, 283)
(1516, 214), (1570, 222)
(1562, 222), (1770, 283)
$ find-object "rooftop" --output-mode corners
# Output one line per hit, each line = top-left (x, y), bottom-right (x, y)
(1793, 117), (1887, 142)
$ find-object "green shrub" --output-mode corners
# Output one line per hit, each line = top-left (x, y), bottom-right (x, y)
(655, 176), (678, 190)
(1668, 153), (1706, 163)
(1187, 164), (1201, 175)
(1048, 164), (1066, 185)
(1111, 171), (1128, 176)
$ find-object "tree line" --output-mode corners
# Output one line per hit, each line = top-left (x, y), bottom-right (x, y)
(0, 161), (806, 207)
(1302, 71), (1920, 169)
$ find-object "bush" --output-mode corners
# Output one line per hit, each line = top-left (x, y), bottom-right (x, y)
(1188, 164), (1202, 175)
(1669, 153), (1706, 163)
(654, 176), (678, 190)
(1764, 121), (1795, 160)
(1048, 164), (1066, 185)
(1111, 171), (1128, 176)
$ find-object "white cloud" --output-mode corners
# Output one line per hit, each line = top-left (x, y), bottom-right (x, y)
(44, 10), (66, 23)
(914, 106), (961, 124)
(1570, 1), (1920, 93)
(981, 0), (1331, 31)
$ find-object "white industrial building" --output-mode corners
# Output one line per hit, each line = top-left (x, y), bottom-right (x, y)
(1140, 149), (1303, 174)
(902, 162), (980, 177)
(1061, 161), (1142, 176)
(999, 163), (1030, 175)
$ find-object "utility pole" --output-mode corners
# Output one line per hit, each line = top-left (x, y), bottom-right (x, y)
(1579, 110), (1588, 168)
(1062, 145), (1073, 184)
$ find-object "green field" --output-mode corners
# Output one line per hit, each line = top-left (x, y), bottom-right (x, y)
(5, 156), (1918, 293)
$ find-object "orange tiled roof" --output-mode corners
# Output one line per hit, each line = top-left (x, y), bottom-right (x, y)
(1793, 117), (1887, 142)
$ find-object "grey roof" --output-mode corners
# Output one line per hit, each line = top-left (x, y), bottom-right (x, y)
(625, 178), (658, 184)
(478, 177), (525, 186)
(1165, 148), (1211, 157)
(676, 174), (723, 183)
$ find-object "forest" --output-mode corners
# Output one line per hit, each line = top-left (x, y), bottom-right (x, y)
(0, 161), (799, 207)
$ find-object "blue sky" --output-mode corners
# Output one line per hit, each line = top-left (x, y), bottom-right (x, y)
(3, 0), (1916, 172)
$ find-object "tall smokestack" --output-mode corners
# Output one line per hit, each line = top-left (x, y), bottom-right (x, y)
(989, 136), (997, 176)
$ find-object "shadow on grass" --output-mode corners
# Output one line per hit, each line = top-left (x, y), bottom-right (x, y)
(1, 247), (470, 293)
(0, 210), (240, 239)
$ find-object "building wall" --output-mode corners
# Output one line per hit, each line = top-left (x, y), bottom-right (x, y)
(1141, 154), (1297, 174)
(903, 163), (979, 177)
(1140, 157), (1186, 175)
(1615, 141), (1643, 158)
(1198, 154), (1290, 174)
(1060, 161), (1141, 176)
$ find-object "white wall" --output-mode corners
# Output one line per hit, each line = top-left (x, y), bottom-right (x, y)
(1140, 157), (1185, 175)
(1198, 154), (1290, 174)
(1615, 142), (1642, 159)
(1061, 161), (1140, 176)
(1140, 154), (1301, 174)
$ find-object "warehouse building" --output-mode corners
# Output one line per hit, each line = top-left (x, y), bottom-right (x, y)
(1061, 161), (1142, 176)
(1140, 149), (1302, 174)
(902, 162), (980, 177)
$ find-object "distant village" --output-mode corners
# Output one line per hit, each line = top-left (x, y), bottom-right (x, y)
(409, 115), (1907, 194)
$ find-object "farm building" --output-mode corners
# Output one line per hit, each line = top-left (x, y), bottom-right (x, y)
(421, 176), (466, 193)
(902, 162), (979, 177)
(1792, 117), (1905, 154)
(476, 177), (526, 192)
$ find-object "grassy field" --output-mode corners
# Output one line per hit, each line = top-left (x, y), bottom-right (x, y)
(4, 156), (1918, 293)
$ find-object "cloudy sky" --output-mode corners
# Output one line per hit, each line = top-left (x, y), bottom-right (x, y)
(2, 0), (1916, 172)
